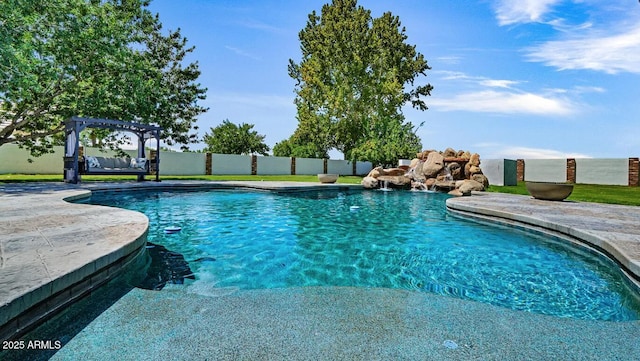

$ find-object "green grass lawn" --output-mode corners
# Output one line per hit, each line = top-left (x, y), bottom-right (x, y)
(488, 181), (640, 206)
(2, 174), (638, 206)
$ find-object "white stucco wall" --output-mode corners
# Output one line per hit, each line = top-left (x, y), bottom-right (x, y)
(523, 159), (567, 182)
(355, 161), (373, 176)
(295, 158), (324, 175)
(576, 158), (628, 185)
(327, 159), (353, 175)
(211, 154), (251, 175)
(160, 151), (206, 175)
(0, 144), (63, 174)
(256, 156), (291, 175)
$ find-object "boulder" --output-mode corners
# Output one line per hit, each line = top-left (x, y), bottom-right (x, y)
(458, 179), (485, 194)
(422, 152), (445, 178)
(377, 175), (411, 187)
(448, 189), (464, 197)
(434, 180), (456, 190)
(447, 162), (462, 179)
(425, 178), (436, 188)
(472, 174), (490, 189)
(361, 176), (378, 189)
(416, 150), (434, 160)
(468, 165), (482, 175)
(469, 153), (481, 166)
(464, 162), (483, 177)
(368, 167), (382, 178)
(413, 160), (426, 177)
(443, 148), (457, 157)
(381, 167), (408, 177)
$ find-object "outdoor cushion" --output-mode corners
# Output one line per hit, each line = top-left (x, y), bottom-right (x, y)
(114, 157), (130, 168)
(130, 158), (147, 169)
(95, 157), (114, 168)
(85, 156), (101, 169)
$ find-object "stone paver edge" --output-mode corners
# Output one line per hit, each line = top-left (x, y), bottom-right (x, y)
(0, 189), (148, 342)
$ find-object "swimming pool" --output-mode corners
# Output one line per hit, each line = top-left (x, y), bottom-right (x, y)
(82, 188), (640, 322)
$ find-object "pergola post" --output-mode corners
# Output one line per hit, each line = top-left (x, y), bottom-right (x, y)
(136, 130), (145, 182)
(155, 129), (160, 182)
(63, 119), (83, 183)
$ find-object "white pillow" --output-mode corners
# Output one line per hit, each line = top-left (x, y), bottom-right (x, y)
(85, 156), (101, 168)
(130, 158), (148, 169)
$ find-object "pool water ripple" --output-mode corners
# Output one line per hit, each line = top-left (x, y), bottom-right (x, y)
(85, 189), (640, 321)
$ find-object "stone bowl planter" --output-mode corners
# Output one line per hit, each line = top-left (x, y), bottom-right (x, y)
(525, 181), (574, 201)
(317, 173), (339, 184)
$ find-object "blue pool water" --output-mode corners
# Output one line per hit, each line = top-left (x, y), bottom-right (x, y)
(86, 189), (640, 321)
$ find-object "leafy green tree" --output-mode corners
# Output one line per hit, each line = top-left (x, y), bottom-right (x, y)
(0, 0), (207, 156)
(272, 139), (293, 157)
(273, 138), (327, 158)
(203, 120), (270, 156)
(350, 119), (422, 167)
(288, 0), (432, 165)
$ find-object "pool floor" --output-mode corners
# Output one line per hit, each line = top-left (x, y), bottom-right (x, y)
(39, 286), (640, 360)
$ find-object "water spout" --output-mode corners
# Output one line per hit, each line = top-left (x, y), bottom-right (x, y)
(379, 180), (393, 192)
(443, 166), (453, 182)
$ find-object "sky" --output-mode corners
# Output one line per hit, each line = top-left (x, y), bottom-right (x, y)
(147, 0), (640, 160)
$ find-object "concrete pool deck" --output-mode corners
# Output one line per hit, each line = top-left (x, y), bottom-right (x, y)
(1, 181), (640, 360)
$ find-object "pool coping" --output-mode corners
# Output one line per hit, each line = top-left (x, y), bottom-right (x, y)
(1, 181), (639, 342)
(0, 181), (360, 341)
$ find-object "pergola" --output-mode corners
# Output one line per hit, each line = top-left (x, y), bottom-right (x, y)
(63, 116), (162, 183)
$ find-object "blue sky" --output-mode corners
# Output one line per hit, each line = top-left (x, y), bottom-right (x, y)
(148, 0), (640, 159)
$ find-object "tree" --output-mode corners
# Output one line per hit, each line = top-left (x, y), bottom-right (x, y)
(203, 120), (270, 156)
(0, 0), (207, 157)
(287, 0), (432, 165)
(350, 119), (423, 167)
(273, 138), (327, 158)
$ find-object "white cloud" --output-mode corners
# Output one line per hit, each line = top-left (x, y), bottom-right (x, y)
(224, 46), (261, 60)
(436, 56), (462, 65)
(573, 85), (605, 94)
(479, 79), (520, 88)
(525, 24), (640, 74)
(436, 70), (473, 81)
(236, 20), (283, 34)
(494, 0), (561, 26)
(430, 90), (576, 115)
(431, 70), (579, 115)
(435, 71), (521, 88)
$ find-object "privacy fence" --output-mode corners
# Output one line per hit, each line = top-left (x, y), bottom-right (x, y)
(0, 144), (373, 177)
(482, 158), (639, 186)
(1, 144), (637, 186)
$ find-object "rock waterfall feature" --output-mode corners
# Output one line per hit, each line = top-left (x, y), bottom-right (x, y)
(361, 148), (489, 196)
